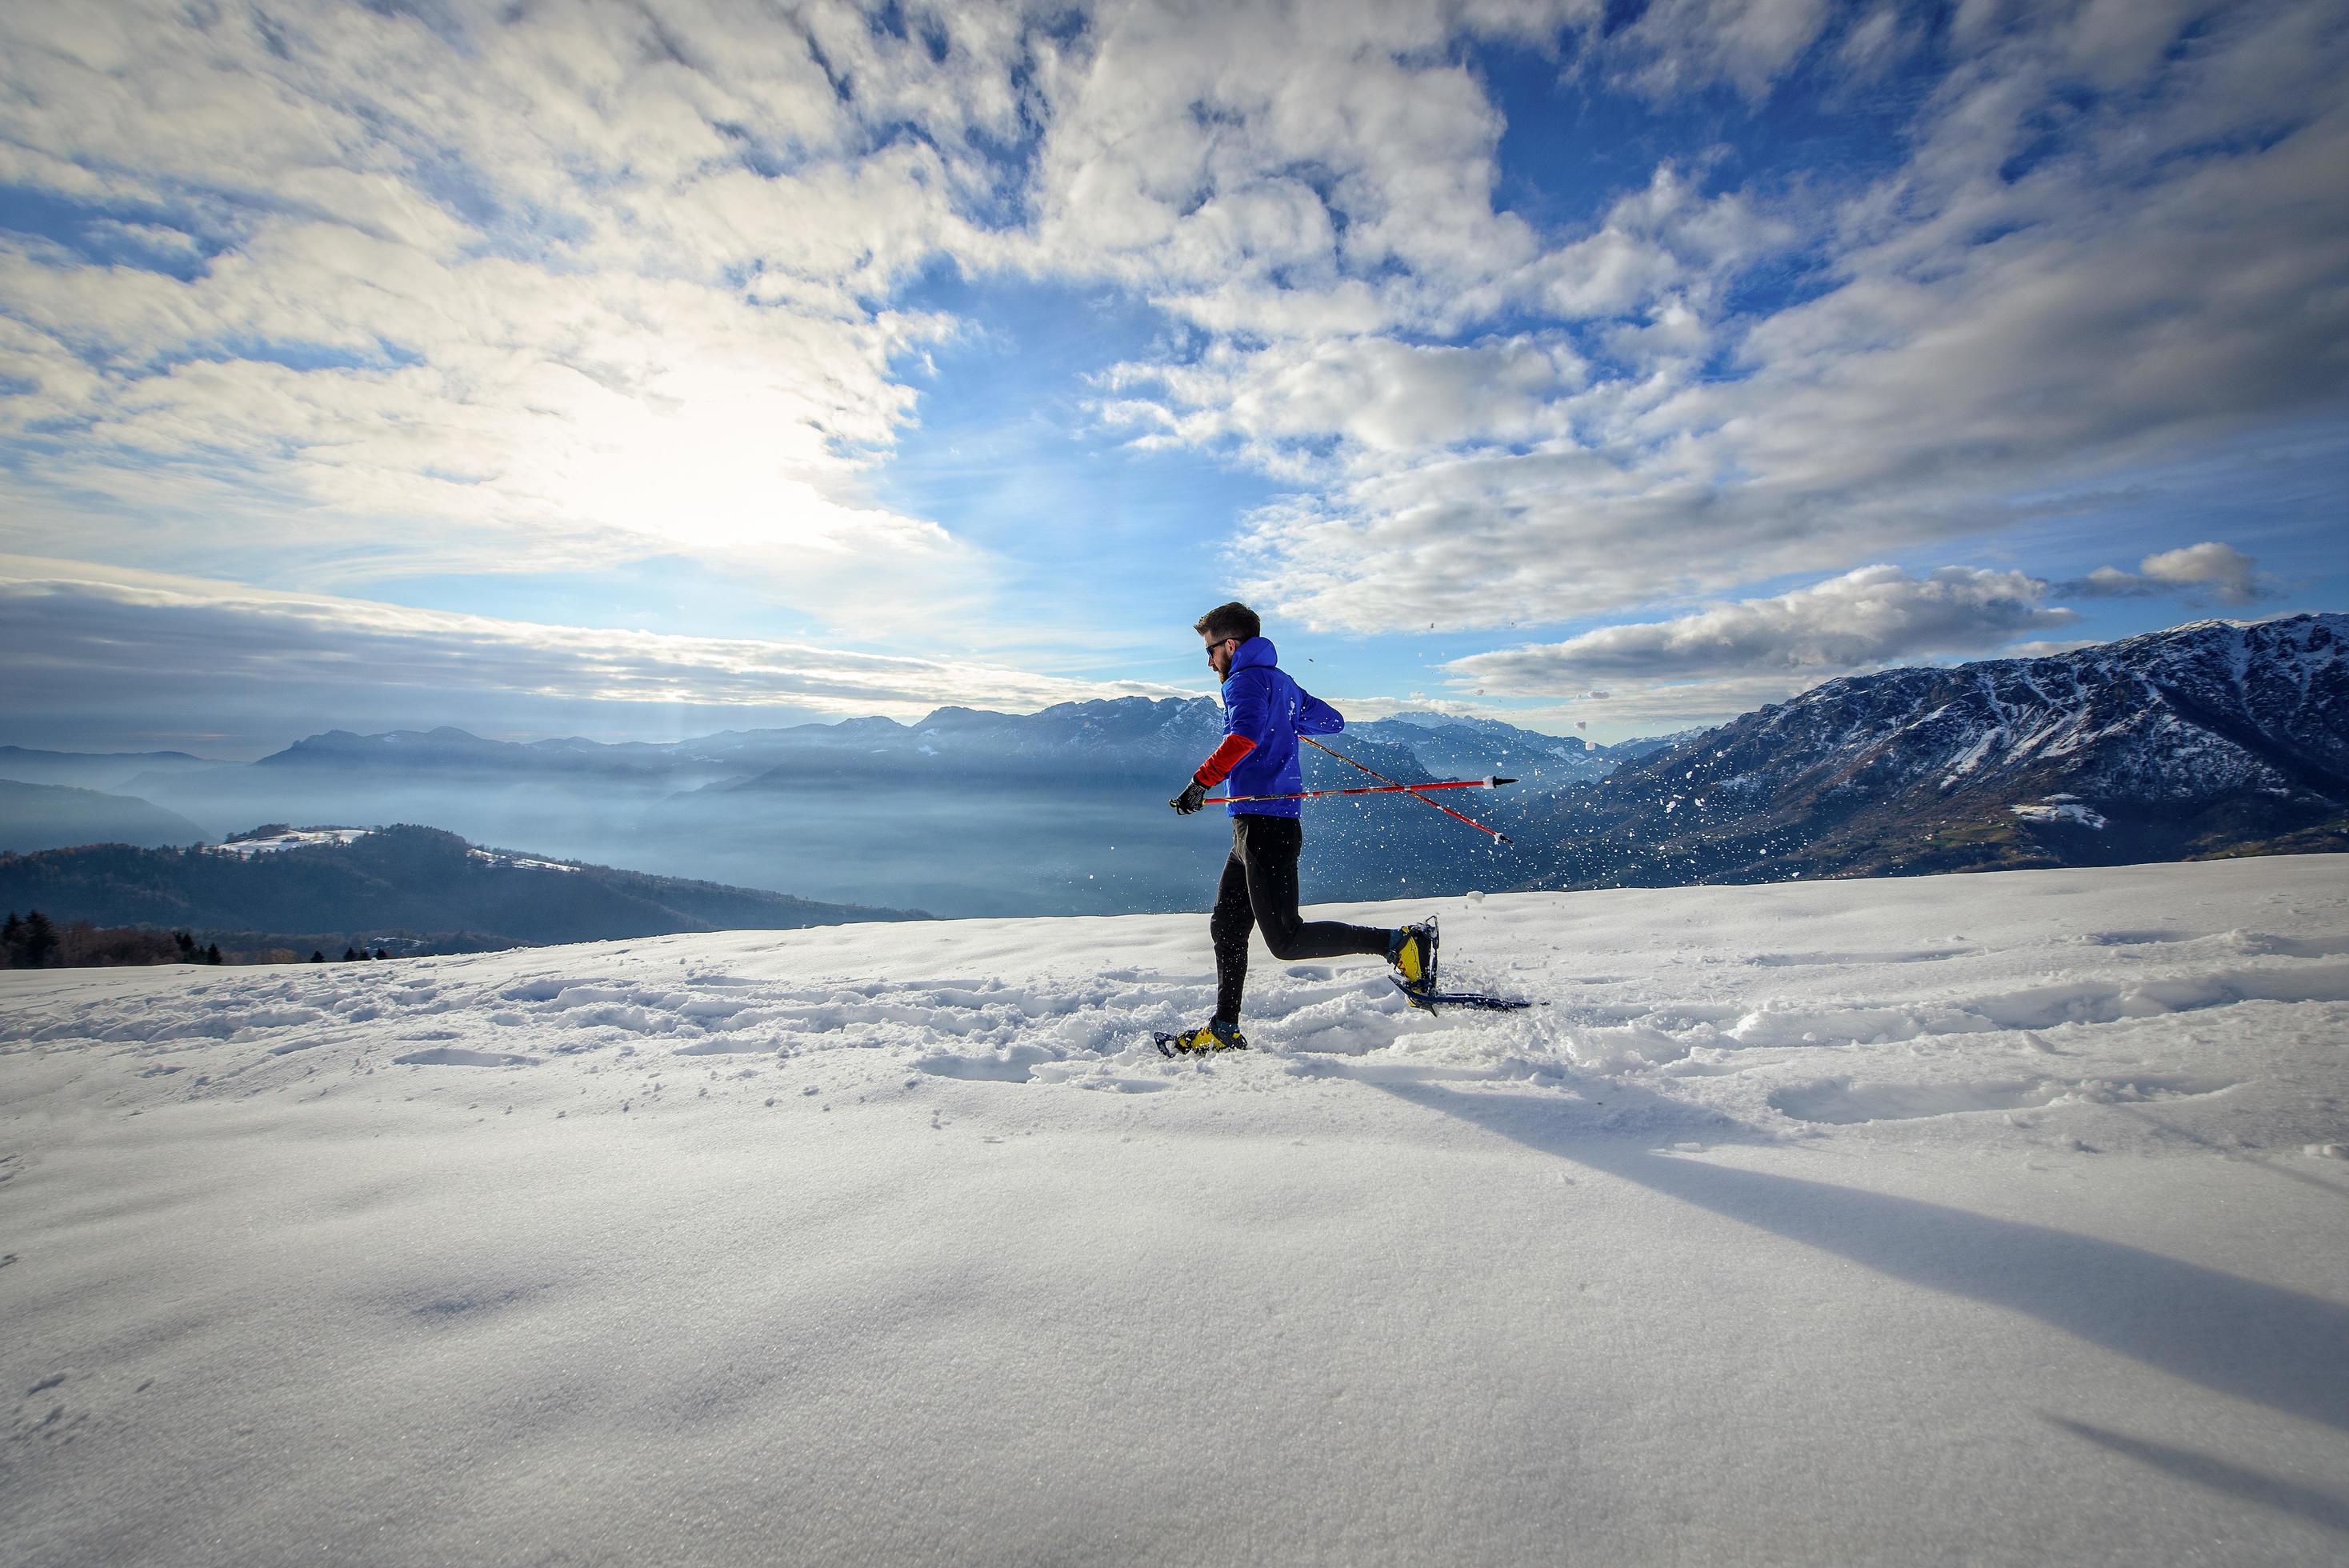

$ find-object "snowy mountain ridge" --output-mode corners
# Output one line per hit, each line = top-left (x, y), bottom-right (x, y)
(1781, 613), (2347, 802)
(1534, 613), (2349, 886)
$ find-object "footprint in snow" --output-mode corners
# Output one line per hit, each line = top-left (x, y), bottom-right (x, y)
(393, 1047), (540, 1068)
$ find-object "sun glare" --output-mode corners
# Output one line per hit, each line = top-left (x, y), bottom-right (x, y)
(490, 352), (946, 559)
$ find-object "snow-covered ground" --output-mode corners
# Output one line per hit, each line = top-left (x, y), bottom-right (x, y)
(4, 856), (2347, 1566)
(466, 847), (582, 874)
(2012, 798), (2111, 830)
(210, 826), (373, 857)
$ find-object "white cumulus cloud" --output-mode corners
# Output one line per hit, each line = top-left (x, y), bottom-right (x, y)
(0, 0), (1018, 621)
(2066, 542), (2267, 606)
(1446, 564), (2079, 694)
(1131, 0), (2349, 634)
(0, 0), (2338, 673)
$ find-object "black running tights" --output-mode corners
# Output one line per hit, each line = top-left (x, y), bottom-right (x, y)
(1211, 814), (1391, 1023)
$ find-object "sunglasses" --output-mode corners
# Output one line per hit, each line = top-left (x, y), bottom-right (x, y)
(1204, 638), (1237, 659)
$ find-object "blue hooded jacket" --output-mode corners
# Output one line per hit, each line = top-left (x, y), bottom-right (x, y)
(1217, 636), (1344, 818)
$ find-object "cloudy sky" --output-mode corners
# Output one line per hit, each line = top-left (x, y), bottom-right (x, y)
(2, 0), (2342, 754)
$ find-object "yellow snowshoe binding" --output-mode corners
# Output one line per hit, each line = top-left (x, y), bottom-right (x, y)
(1158, 1018), (1249, 1056)
(1391, 918), (1440, 992)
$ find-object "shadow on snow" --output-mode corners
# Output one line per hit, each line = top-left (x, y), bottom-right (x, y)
(1354, 1073), (2349, 1441)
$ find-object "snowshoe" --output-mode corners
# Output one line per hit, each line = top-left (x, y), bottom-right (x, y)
(1155, 1018), (1250, 1056)
(1392, 978), (1534, 1014)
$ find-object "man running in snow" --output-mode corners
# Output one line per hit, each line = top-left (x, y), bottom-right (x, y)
(1164, 602), (1435, 1053)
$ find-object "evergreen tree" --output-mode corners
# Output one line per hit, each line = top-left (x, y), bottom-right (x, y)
(310, 950), (326, 963)
(22, 911), (58, 968)
(174, 930), (198, 961)
(2, 911), (21, 967)
(205, 942), (222, 965)
(342, 946), (361, 962)
(374, 947), (390, 961)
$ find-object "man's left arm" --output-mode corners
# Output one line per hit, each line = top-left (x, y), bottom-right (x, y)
(1295, 690), (1346, 735)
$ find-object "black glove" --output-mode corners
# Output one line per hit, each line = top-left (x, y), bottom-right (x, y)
(1170, 778), (1209, 815)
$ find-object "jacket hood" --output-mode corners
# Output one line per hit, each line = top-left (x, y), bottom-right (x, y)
(1231, 636), (1278, 673)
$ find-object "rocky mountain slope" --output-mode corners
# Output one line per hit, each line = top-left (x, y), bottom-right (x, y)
(1527, 614), (2347, 887)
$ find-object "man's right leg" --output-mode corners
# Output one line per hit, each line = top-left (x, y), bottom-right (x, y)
(1209, 827), (1255, 1023)
(1237, 816), (1392, 963)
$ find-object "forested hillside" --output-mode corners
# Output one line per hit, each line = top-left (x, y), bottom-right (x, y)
(0, 825), (923, 953)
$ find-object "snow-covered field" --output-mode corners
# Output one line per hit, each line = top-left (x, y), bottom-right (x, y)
(4, 856), (2347, 1566)
(209, 826), (374, 857)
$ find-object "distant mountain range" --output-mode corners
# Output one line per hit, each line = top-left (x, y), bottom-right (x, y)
(1525, 614), (2347, 887)
(0, 778), (204, 855)
(0, 826), (922, 952)
(138, 699), (1612, 792)
(41, 700), (1605, 915)
(3, 614), (2341, 918)
(695, 701), (1613, 804)
(0, 745), (226, 793)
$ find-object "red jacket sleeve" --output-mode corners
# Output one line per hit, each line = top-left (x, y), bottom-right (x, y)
(1193, 733), (1257, 787)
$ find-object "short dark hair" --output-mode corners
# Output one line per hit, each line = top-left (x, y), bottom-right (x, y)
(1193, 601), (1261, 644)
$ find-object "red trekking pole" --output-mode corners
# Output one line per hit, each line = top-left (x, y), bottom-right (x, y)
(1197, 736), (1517, 843)
(1297, 735), (1515, 843)
(1203, 777), (1516, 806)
